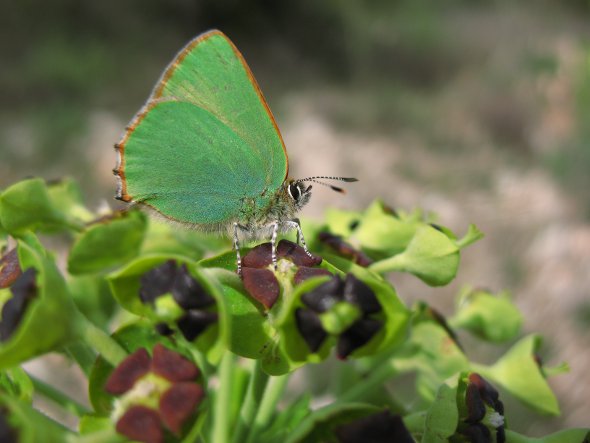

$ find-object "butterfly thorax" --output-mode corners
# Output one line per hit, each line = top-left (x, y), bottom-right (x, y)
(235, 180), (312, 240)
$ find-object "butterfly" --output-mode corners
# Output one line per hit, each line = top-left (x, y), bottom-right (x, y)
(113, 30), (356, 273)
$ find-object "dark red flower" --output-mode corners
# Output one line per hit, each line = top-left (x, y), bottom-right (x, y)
(0, 248), (21, 289)
(460, 373), (505, 443)
(138, 261), (217, 341)
(105, 344), (204, 442)
(296, 274), (383, 358)
(116, 405), (163, 443)
(105, 348), (151, 395)
(0, 268), (38, 342)
(318, 231), (373, 267)
(240, 240), (327, 309)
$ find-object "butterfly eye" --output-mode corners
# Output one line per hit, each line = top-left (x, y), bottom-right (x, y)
(288, 183), (301, 201)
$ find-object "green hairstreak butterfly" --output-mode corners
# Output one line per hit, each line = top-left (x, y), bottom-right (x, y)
(113, 30), (356, 272)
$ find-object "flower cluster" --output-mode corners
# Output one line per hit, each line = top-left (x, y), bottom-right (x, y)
(296, 273), (383, 358)
(139, 260), (217, 340)
(462, 373), (505, 443)
(105, 343), (204, 443)
(240, 239), (329, 309)
(0, 256), (36, 342)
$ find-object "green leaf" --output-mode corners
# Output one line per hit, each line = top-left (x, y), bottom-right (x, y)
(369, 225), (460, 286)
(69, 275), (117, 329)
(422, 377), (459, 443)
(474, 335), (561, 415)
(67, 210), (147, 275)
(450, 287), (523, 342)
(0, 178), (80, 234)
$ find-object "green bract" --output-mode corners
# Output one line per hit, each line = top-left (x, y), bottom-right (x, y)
(68, 210), (147, 275)
(450, 286), (523, 342)
(0, 178), (86, 234)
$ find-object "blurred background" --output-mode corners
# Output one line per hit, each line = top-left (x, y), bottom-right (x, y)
(1, 0), (589, 435)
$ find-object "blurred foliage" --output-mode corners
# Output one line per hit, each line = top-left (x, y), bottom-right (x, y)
(2, 0), (589, 207)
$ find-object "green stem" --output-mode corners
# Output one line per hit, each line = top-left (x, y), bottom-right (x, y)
(232, 360), (270, 443)
(76, 316), (127, 367)
(212, 352), (235, 443)
(64, 342), (96, 376)
(338, 360), (398, 403)
(245, 374), (289, 443)
(29, 374), (90, 417)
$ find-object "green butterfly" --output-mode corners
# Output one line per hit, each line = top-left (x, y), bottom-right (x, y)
(113, 30), (355, 272)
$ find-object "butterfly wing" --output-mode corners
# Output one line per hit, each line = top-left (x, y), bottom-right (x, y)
(115, 30), (288, 227)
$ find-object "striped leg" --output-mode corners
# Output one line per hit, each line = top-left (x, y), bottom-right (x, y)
(285, 219), (313, 258)
(271, 221), (279, 270)
(233, 222), (242, 275)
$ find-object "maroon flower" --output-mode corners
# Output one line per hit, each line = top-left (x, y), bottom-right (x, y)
(461, 373), (505, 443)
(0, 268), (38, 342)
(0, 248), (21, 289)
(296, 274), (383, 358)
(318, 231), (373, 267)
(138, 261), (217, 341)
(240, 240), (329, 309)
(105, 344), (204, 442)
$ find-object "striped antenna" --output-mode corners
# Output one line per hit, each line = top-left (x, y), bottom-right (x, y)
(296, 176), (358, 194)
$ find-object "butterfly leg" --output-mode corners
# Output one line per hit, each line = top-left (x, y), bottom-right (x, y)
(233, 222), (242, 275)
(271, 221), (279, 270)
(286, 219), (314, 259)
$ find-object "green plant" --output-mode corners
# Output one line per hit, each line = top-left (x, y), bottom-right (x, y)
(0, 177), (587, 443)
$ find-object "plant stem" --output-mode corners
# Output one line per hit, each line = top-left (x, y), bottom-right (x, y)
(245, 374), (289, 443)
(232, 360), (270, 443)
(29, 374), (90, 417)
(338, 360), (398, 403)
(64, 342), (97, 376)
(76, 316), (127, 367)
(211, 352), (235, 443)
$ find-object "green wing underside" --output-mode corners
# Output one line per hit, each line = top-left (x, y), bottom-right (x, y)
(122, 31), (287, 226)
(124, 101), (273, 225)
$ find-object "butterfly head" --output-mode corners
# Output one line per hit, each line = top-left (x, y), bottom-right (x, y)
(286, 180), (313, 211)
(284, 176), (358, 212)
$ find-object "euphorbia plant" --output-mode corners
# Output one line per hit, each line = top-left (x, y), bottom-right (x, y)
(0, 177), (587, 443)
